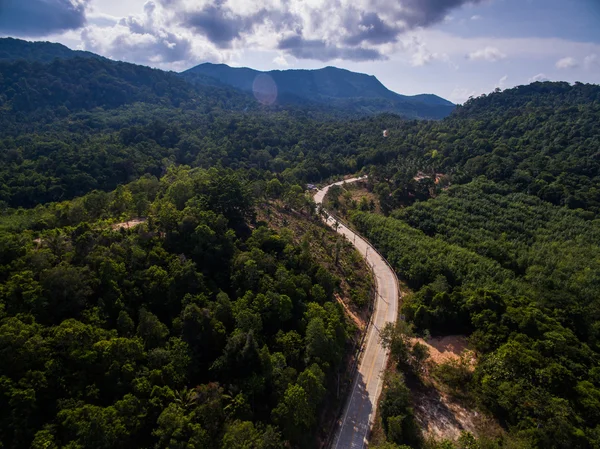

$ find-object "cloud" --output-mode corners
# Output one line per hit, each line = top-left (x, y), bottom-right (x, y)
(495, 74), (508, 89)
(449, 87), (478, 103)
(273, 55), (290, 67)
(402, 36), (447, 67)
(393, 0), (484, 28)
(343, 12), (400, 46)
(87, 12), (120, 28)
(556, 56), (578, 69)
(278, 35), (386, 62)
(528, 73), (549, 83)
(180, 6), (278, 49)
(162, 0), (484, 62)
(471, 15), (482, 20)
(0, 0), (90, 37)
(584, 54), (598, 69)
(467, 46), (506, 62)
(80, 1), (200, 67)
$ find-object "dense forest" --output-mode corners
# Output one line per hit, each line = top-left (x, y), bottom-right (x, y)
(1, 41), (600, 449)
(0, 166), (376, 448)
(346, 179), (600, 448)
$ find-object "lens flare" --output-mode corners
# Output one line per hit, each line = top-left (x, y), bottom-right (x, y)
(252, 74), (277, 105)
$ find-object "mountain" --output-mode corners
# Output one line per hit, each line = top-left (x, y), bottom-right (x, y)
(182, 63), (455, 119)
(0, 37), (103, 63)
(0, 56), (256, 122)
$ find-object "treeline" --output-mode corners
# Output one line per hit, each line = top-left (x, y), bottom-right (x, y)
(0, 167), (356, 448)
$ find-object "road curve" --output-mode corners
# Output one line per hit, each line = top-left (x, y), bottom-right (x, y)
(314, 177), (400, 449)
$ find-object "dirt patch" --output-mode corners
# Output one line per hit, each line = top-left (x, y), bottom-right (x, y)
(415, 335), (474, 366)
(111, 217), (147, 230)
(335, 293), (366, 331)
(412, 385), (481, 441)
(409, 336), (498, 442)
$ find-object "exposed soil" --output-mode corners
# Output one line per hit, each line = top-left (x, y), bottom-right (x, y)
(111, 217), (147, 230)
(335, 293), (366, 331)
(411, 335), (499, 442)
(414, 335), (475, 366)
(412, 383), (481, 441)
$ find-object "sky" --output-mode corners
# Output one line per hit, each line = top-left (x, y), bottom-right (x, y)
(1, 0), (599, 103)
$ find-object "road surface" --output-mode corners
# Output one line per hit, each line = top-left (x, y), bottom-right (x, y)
(314, 177), (400, 449)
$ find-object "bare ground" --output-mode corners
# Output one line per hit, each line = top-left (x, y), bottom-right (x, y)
(414, 335), (475, 366)
(412, 383), (480, 441)
(111, 217), (147, 230)
(335, 293), (366, 331)
(411, 336), (500, 442)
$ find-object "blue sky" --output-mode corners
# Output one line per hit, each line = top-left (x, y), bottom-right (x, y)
(1, 0), (599, 103)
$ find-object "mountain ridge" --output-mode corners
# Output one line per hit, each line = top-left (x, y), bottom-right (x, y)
(0, 37), (104, 63)
(182, 62), (454, 119)
(0, 37), (454, 119)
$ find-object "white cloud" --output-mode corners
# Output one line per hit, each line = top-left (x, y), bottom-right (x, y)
(145, 0), (488, 62)
(584, 54), (598, 69)
(471, 15), (481, 20)
(495, 74), (508, 89)
(417, 30), (600, 61)
(273, 54), (290, 66)
(449, 87), (478, 104)
(399, 35), (448, 67)
(528, 73), (549, 83)
(467, 46), (506, 62)
(556, 56), (578, 69)
(79, 1), (225, 69)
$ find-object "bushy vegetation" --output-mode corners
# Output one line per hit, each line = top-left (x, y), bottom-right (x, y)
(0, 168), (359, 448)
(350, 188), (600, 447)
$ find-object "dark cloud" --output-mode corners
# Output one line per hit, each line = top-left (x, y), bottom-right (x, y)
(344, 12), (399, 46)
(182, 6), (276, 48)
(0, 0), (89, 37)
(181, 5), (298, 49)
(394, 0), (483, 28)
(279, 35), (386, 61)
(183, 6), (246, 48)
(176, 0), (482, 61)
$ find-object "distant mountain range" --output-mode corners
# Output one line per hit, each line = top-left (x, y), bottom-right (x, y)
(0, 37), (454, 119)
(182, 63), (455, 119)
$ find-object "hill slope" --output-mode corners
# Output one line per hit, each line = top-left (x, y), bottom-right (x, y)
(0, 37), (103, 63)
(183, 63), (455, 119)
(0, 56), (255, 126)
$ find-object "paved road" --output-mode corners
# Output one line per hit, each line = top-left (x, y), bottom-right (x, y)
(314, 177), (400, 449)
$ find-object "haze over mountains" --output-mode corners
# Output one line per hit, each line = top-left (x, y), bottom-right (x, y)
(0, 38), (454, 120)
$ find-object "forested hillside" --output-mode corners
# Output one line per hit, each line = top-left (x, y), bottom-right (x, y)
(0, 167), (373, 448)
(349, 181), (600, 447)
(367, 82), (600, 214)
(0, 37), (103, 63)
(321, 82), (600, 448)
(0, 57), (255, 120)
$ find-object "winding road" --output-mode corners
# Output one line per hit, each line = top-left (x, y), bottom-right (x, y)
(314, 177), (400, 449)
